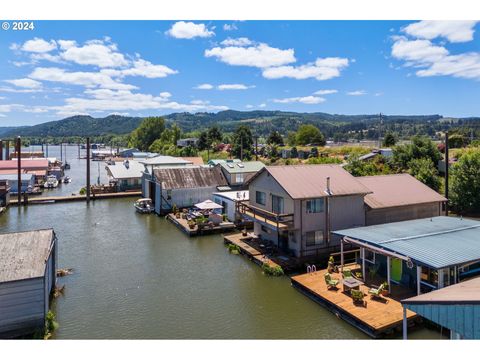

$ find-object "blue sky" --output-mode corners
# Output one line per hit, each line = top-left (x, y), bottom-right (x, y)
(1, 20), (480, 126)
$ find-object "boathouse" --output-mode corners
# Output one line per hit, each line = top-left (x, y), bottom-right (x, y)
(0, 179), (10, 207)
(0, 174), (35, 194)
(144, 166), (228, 214)
(0, 229), (57, 338)
(356, 174), (446, 225)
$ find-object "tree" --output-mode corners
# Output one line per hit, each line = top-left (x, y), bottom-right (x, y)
(408, 158), (441, 191)
(231, 125), (254, 160)
(286, 131), (297, 146)
(392, 136), (441, 170)
(207, 126), (223, 144)
(197, 131), (209, 151)
(295, 124), (326, 146)
(450, 150), (480, 214)
(448, 133), (468, 149)
(382, 132), (396, 147)
(309, 147), (319, 158)
(290, 146), (298, 158)
(267, 130), (284, 145)
(129, 117), (165, 151)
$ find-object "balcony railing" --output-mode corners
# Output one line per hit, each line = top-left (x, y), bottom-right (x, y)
(236, 201), (294, 230)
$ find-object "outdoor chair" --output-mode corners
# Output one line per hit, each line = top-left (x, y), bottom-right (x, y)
(324, 273), (339, 289)
(342, 268), (353, 279)
(368, 283), (385, 299)
(350, 289), (366, 306)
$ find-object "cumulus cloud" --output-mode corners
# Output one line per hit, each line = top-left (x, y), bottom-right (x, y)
(313, 89), (338, 95)
(194, 83), (214, 90)
(273, 96), (325, 104)
(19, 38), (57, 53)
(263, 57), (349, 81)
(166, 21), (215, 39)
(220, 37), (253, 47)
(217, 84), (254, 90)
(346, 90), (367, 96)
(205, 43), (296, 68)
(102, 59), (177, 78)
(223, 23), (238, 31)
(403, 21), (478, 43)
(4, 78), (42, 89)
(61, 41), (129, 68)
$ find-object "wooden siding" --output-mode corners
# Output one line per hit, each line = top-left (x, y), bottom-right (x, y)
(365, 202), (442, 226)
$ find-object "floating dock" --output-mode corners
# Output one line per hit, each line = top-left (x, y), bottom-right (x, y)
(291, 268), (418, 338)
(10, 191), (142, 205)
(166, 213), (236, 237)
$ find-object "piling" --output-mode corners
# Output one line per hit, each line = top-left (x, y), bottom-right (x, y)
(0, 139), (3, 160)
(60, 142), (63, 162)
(16, 137), (21, 204)
(86, 137), (91, 203)
(5, 140), (10, 159)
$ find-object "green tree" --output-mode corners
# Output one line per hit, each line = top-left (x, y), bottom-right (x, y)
(392, 136), (441, 170)
(408, 158), (441, 191)
(128, 117), (165, 151)
(450, 150), (480, 214)
(207, 126), (223, 144)
(267, 130), (284, 145)
(382, 132), (396, 147)
(295, 124), (326, 146)
(448, 133), (468, 149)
(231, 125), (254, 160)
(290, 146), (298, 158)
(286, 131), (297, 146)
(197, 131), (209, 151)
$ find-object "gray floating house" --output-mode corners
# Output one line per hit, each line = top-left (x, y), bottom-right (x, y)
(0, 229), (57, 338)
(216, 161), (265, 189)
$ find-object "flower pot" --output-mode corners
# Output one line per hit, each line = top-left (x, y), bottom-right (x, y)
(381, 289), (389, 296)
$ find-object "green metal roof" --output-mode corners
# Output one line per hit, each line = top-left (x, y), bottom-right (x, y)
(333, 216), (480, 269)
(219, 161), (265, 174)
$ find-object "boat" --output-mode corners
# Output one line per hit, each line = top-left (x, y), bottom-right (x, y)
(134, 198), (154, 214)
(64, 162), (71, 170)
(44, 175), (59, 188)
(63, 176), (72, 184)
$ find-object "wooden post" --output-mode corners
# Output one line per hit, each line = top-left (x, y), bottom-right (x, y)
(340, 238), (344, 272)
(16, 137), (21, 204)
(60, 141), (63, 162)
(5, 140), (9, 159)
(0, 139), (3, 160)
(417, 265), (422, 295)
(402, 306), (408, 340)
(255, 136), (258, 161)
(361, 248), (366, 280)
(387, 256), (391, 293)
(445, 131), (449, 216)
(86, 137), (91, 203)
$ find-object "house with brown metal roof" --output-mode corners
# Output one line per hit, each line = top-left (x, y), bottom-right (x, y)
(143, 166), (228, 214)
(356, 174), (446, 225)
(240, 165), (372, 258)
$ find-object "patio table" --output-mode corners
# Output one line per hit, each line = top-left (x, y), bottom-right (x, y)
(342, 277), (364, 294)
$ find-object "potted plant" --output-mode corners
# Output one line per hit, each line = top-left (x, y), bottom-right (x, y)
(188, 220), (195, 229)
(327, 256), (335, 273)
(381, 281), (389, 296)
(242, 227), (248, 236)
(181, 209), (188, 219)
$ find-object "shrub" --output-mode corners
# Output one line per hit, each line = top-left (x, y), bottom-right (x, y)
(262, 262), (284, 276)
(227, 243), (241, 254)
(44, 310), (59, 339)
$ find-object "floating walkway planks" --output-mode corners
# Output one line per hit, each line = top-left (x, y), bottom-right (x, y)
(291, 268), (418, 338)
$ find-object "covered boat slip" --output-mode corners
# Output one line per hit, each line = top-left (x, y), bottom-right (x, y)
(333, 216), (480, 297)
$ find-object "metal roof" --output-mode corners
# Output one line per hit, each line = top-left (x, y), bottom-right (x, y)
(333, 216), (480, 269)
(357, 174), (446, 209)
(0, 229), (55, 283)
(213, 190), (249, 201)
(105, 160), (145, 179)
(0, 173), (35, 181)
(219, 161), (265, 174)
(0, 159), (49, 170)
(139, 155), (193, 166)
(253, 165), (372, 200)
(153, 166), (228, 189)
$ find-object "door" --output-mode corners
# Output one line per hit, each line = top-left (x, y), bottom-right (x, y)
(149, 181), (156, 205)
(391, 258), (402, 283)
(272, 195), (284, 214)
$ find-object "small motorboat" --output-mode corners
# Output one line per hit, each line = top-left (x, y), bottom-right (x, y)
(63, 176), (72, 184)
(44, 175), (59, 188)
(134, 198), (154, 214)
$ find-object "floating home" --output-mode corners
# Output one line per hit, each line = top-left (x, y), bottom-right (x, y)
(212, 190), (249, 222)
(0, 174), (35, 195)
(0, 229), (57, 338)
(105, 160), (144, 192)
(0, 159), (49, 184)
(143, 166), (228, 214)
(0, 179), (9, 207)
(217, 161), (265, 189)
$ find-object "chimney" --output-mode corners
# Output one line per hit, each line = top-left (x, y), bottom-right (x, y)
(326, 176), (331, 195)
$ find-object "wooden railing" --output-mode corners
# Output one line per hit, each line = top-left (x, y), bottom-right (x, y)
(236, 201), (294, 229)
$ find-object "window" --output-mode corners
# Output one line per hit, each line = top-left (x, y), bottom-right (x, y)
(272, 195), (284, 214)
(166, 189), (172, 200)
(306, 198), (324, 213)
(236, 173), (244, 183)
(421, 267), (438, 287)
(256, 191), (266, 205)
(364, 249), (375, 264)
(306, 231), (324, 247)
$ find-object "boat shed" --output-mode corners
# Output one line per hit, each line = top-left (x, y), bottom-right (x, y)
(402, 277), (480, 339)
(333, 216), (480, 297)
(0, 229), (57, 338)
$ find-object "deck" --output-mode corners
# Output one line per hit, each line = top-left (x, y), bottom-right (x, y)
(166, 213), (236, 237)
(291, 267), (418, 338)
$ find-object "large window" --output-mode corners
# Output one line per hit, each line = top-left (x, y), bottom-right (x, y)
(236, 173), (244, 184)
(364, 249), (375, 264)
(272, 195), (284, 214)
(306, 231), (324, 247)
(256, 191), (266, 205)
(306, 198), (324, 213)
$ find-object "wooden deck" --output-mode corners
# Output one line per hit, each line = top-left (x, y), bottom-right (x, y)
(166, 213), (236, 237)
(10, 191), (142, 205)
(291, 268), (418, 338)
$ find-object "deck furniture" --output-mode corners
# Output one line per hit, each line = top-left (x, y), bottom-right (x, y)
(324, 273), (339, 289)
(368, 283), (385, 299)
(342, 268), (352, 279)
(350, 289), (366, 305)
(342, 277), (363, 294)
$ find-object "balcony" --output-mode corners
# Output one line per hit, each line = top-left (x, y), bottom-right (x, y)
(236, 201), (294, 230)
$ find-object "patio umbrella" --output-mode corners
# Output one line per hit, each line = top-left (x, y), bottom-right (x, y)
(194, 199), (223, 210)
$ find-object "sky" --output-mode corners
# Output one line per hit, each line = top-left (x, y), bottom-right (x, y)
(1, 20), (480, 126)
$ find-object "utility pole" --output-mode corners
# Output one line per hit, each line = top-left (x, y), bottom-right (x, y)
(86, 137), (91, 203)
(60, 141), (63, 162)
(240, 136), (243, 161)
(46, 142), (49, 158)
(255, 136), (258, 161)
(445, 131), (449, 216)
(16, 137), (22, 205)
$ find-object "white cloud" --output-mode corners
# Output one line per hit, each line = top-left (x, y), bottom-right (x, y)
(262, 57), (349, 81)
(391, 37), (448, 63)
(273, 96), (325, 104)
(102, 59), (177, 78)
(61, 41), (129, 68)
(4, 78), (42, 89)
(217, 84), (254, 90)
(20, 38), (57, 53)
(259, 103), (266, 108)
(313, 89), (338, 95)
(403, 21), (478, 43)
(58, 40), (77, 50)
(29, 67), (137, 90)
(166, 21), (215, 39)
(346, 90), (367, 96)
(245, 104), (254, 109)
(30, 53), (63, 63)
(205, 43), (296, 68)
(220, 37), (253, 47)
(194, 83), (214, 90)
(223, 23), (238, 31)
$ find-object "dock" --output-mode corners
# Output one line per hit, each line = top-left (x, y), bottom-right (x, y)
(166, 213), (236, 236)
(10, 191), (142, 205)
(291, 268), (418, 338)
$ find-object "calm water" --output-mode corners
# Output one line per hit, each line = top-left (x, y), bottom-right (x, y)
(0, 197), (446, 339)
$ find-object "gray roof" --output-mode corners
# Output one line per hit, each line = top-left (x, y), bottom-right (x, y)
(218, 161), (265, 174)
(106, 160), (145, 179)
(153, 166), (228, 189)
(0, 229), (55, 283)
(0, 174), (35, 181)
(333, 216), (480, 269)
(140, 155), (193, 166)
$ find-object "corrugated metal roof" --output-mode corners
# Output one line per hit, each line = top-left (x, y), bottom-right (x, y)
(0, 173), (35, 181)
(403, 277), (480, 304)
(0, 229), (55, 283)
(105, 161), (145, 180)
(260, 165), (372, 199)
(333, 216), (480, 269)
(0, 159), (49, 170)
(140, 155), (192, 166)
(219, 161), (265, 174)
(154, 166), (228, 189)
(357, 174), (446, 209)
